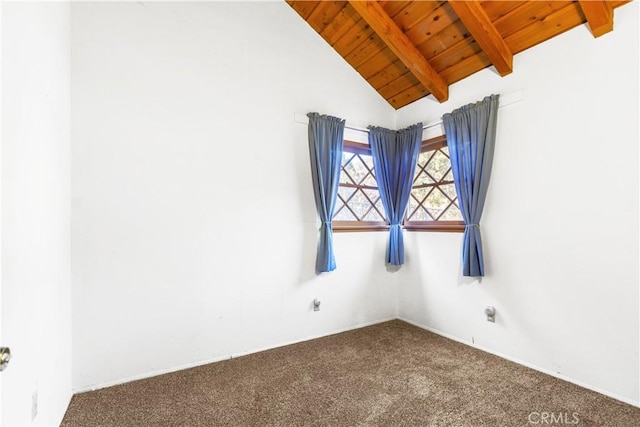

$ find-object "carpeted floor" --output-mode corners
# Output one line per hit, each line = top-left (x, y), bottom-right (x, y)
(62, 320), (640, 426)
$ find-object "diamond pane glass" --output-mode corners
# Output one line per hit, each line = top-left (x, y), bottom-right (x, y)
(334, 199), (344, 212)
(341, 152), (355, 167)
(361, 155), (374, 169)
(417, 151), (434, 166)
(344, 156), (370, 185)
(363, 188), (380, 203)
(424, 188), (450, 219)
(349, 190), (373, 219)
(363, 209), (384, 221)
(415, 153), (435, 183)
(444, 169), (454, 182)
(338, 186), (355, 202)
(408, 195), (419, 217)
(334, 206), (357, 221)
(425, 150), (450, 181)
(411, 187), (431, 204)
(375, 199), (387, 219)
(340, 153), (356, 184)
(414, 170), (435, 186)
(440, 205), (463, 221)
(441, 183), (457, 200)
(405, 144), (464, 225)
(335, 147), (388, 225)
(412, 206), (432, 221)
(362, 173), (377, 187)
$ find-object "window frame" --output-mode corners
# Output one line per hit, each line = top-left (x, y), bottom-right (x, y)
(332, 136), (464, 233)
(333, 140), (389, 233)
(403, 136), (465, 233)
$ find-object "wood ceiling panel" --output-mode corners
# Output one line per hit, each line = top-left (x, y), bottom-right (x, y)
(448, 0), (513, 76)
(287, 1), (321, 20)
(392, 1), (444, 32)
(389, 85), (429, 109)
(440, 51), (492, 84)
(367, 59), (409, 88)
(332, 17), (375, 56)
(346, 33), (388, 68)
(358, 47), (402, 79)
(404, 2), (458, 47)
(394, 49), (494, 106)
(378, 72), (421, 99)
(481, 1), (528, 21)
(417, 19), (469, 60)
(340, 0), (416, 74)
(493, 1), (573, 38)
(319, 3), (361, 45)
(306, 1), (347, 33)
(504, 2), (586, 54)
(353, 0), (423, 84)
(286, 0), (631, 109)
(430, 38), (483, 75)
(379, 1), (413, 18)
(342, 0), (421, 73)
(349, 0), (448, 101)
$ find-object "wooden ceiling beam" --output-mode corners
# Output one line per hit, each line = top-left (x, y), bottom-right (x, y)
(348, 0), (449, 103)
(578, 0), (614, 38)
(448, 0), (513, 76)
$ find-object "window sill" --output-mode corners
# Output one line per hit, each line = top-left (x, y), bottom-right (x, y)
(404, 222), (465, 233)
(332, 221), (465, 233)
(333, 221), (389, 233)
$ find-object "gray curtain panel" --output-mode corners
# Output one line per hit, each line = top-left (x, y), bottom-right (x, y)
(442, 94), (499, 277)
(368, 123), (422, 266)
(307, 112), (345, 273)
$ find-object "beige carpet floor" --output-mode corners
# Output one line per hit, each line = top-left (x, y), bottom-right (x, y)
(62, 320), (640, 426)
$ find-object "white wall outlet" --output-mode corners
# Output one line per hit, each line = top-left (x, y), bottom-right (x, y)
(31, 390), (38, 421)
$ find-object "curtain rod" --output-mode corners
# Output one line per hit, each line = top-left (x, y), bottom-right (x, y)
(343, 120), (442, 133)
(296, 90), (524, 134)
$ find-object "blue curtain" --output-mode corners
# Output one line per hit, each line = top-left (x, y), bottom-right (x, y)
(369, 123), (422, 266)
(307, 113), (345, 273)
(442, 94), (499, 277)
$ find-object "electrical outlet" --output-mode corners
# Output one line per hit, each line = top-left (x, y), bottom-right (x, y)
(31, 390), (38, 421)
(485, 306), (496, 323)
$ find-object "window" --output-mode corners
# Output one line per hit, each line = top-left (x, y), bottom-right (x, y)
(333, 137), (464, 233)
(333, 141), (388, 232)
(404, 136), (464, 232)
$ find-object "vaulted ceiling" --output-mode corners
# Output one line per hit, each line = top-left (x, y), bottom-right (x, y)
(287, 0), (631, 109)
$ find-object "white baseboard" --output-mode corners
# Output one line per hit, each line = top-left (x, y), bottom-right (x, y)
(74, 315), (639, 410)
(73, 316), (397, 394)
(397, 316), (640, 408)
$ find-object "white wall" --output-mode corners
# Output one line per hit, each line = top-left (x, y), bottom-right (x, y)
(71, 1), (397, 391)
(70, 0), (639, 407)
(396, 3), (639, 405)
(1, 1), (72, 425)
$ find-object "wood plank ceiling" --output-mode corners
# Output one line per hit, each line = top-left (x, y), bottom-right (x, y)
(287, 0), (630, 109)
